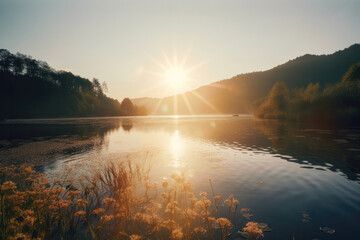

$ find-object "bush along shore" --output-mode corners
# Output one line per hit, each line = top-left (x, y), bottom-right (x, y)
(0, 163), (265, 240)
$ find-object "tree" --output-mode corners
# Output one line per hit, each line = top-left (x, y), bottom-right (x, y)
(120, 98), (134, 115)
(92, 78), (103, 96)
(0, 49), (11, 72)
(342, 62), (360, 83)
(254, 81), (289, 119)
(101, 81), (108, 93)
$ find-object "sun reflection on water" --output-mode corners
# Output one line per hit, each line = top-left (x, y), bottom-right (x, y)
(171, 130), (183, 168)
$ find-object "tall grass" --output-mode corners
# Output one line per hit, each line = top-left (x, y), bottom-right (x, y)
(0, 163), (263, 240)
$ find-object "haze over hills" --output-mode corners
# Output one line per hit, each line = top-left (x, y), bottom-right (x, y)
(132, 43), (360, 115)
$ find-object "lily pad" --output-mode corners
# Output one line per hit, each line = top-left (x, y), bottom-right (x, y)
(320, 227), (335, 234)
(258, 223), (272, 232)
(301, 211), (311, 223)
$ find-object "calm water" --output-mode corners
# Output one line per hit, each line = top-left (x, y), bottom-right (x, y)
(1, 115), (360, 239)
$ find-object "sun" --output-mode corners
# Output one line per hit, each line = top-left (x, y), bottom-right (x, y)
(146, 50), (207, 96)
(164, 67), (188, 89)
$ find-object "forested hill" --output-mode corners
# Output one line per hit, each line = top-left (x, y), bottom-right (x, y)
(0, 49), (145, 118)
(132, 43), (360, 115)
(253, 62), (360, 125)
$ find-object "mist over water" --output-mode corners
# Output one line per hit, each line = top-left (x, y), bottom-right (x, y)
(1, 115), (359, 239)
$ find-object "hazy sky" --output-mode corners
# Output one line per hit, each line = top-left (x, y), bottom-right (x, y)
(1, 0), (359, 100)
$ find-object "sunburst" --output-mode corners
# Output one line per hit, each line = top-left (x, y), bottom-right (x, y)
(141, 50), (221, 115)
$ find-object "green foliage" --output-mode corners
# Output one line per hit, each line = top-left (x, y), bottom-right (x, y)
(253, 82), (289, 119)
(0, 49), (146, 118)
(253, 62), (360, 124)
(342, 62), (360, 83)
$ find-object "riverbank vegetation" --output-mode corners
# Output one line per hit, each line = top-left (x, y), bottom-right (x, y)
(253, 62), (360, 125)
(0, 163), (264, 240)
(0, 49), (146, 118)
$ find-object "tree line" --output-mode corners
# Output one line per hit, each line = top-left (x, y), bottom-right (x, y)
(253, 62), (360, 125)
(0, 49), (146, 118)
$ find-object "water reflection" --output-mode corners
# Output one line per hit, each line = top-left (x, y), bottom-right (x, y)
(1, 116), (360, 181)
(121, 119), (133, 131)
(171, 130), (183, 168)
(255, 120), (360, 181)
(1, 116), (360, 239)
(0, 118), (121, 166)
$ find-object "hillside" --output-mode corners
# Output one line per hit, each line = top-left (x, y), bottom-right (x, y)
(133, 43), (360, 115)
(253, 62), (360, 124)
(0, 49), (143, 118)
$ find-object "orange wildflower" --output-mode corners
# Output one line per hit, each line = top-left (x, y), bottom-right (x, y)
(74, 211), (86, 217)
(1, 181), (17, 191)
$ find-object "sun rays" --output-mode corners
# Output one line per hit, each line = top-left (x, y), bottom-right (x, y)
(140, 50), (222, 116)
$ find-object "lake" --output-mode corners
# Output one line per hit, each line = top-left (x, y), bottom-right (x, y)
(0, 115), (359, 239)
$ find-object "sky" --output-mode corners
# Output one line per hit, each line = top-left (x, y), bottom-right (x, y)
(1, 0), (360, 100)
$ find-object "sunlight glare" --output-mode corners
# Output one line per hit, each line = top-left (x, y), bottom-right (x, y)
(171, 130), (183, 168)
(164, 67), (188, 89)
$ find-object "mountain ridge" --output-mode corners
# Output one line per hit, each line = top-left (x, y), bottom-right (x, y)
(133, 43), (360, 115)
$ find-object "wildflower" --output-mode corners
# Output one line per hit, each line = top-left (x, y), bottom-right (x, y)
(184, 209), (197, 219)
(102, 214), (114, 224)
(214, 195), (222, 201)
(25, 177), (37, 182)
(76, 198), (88, 207)
(208, 217), (218, 228)
(194, 226), (206, 234)
(171, 227), (184, 239)
(74, 211), (86, 217)
(161, 192), (169, 200)
(140, 213), (153, 224)
(67, 190), (80, 199)
(243, 213), (253, 219)
(200, 192), (208, 198)
(130, 234), (143, 240)
(195, 198), (211, 210)
(217, 217), (232, 228)
(190, 196), (198, 206)
(162, 181), (168, 188)
(242, 222), (264, 240)
(133, 213), (142, 222)
(241, 208), (250, 213)
(165, 200), (179, 214)
(149, 200), (162, 211)
(92, 208), (106, 216)
(23, 210), (34, 216)
(59, 200), (71, 208)
(103, 197), (116, 206)
(224, 194), (239, 208)
(24, 216), (35, 225)
(183, 181), (192, 191)
(23, 166), (35, 175)
(12, 233), (31, 240)
(1, 181), (17, 191)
